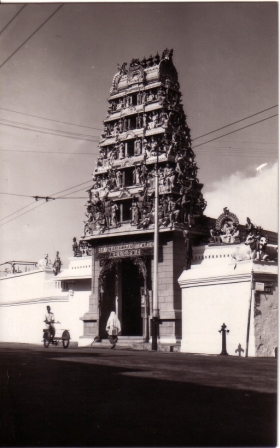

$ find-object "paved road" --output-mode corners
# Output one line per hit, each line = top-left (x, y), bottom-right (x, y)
(0, 343), (277, 447)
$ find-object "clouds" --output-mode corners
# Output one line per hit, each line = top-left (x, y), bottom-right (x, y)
(203, 162), (278, 232)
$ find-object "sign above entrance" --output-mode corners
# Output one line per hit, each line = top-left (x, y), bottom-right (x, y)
(96, 241), (154, 260)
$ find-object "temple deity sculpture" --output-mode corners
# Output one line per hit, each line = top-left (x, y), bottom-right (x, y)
(72, 237), (82, 257)
(119, 119), (124, 133)
(139, 162), (148, 185)
(142, 138), (151, 158)
(53, 252), (62, 276)
(245, 217), (255, 235)
(113, 122), (120, 137)
(159, 111), (169, 128)
(150, 137), (158, 156)
(147, 90), (154, 102)
(164, 164), (176, 191)
(136, 114), (142, 129)
(118, 142), (125, 159)
(133, 166), (141, 185)
(123, 118), (128, 132)
(116, 99), (124, 111)
(137, 91), (142, 105)
(103, 194), (111, 229)
(148, 111), (158, 129)
(130, 196), (139, 225)
(134, 138), (142, 156)
(167, 196), (181, 229)
(110, 202), (119, 228)
(116, 170), (123, 188)
(142, 113), (148, 129)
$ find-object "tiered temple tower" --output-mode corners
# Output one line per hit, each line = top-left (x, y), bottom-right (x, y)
(80, 49), (208, 345)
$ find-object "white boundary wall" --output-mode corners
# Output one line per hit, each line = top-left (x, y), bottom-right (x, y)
(178, 245), (258, 356)
(0, 259), (91, 345)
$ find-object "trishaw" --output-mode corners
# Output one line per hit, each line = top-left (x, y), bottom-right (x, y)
(43, 322), (70, 348)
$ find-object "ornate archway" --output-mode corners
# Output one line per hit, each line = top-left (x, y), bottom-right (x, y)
(97, 257), (149, 341)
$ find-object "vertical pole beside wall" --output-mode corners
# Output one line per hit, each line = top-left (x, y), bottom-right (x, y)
(245, 271), (254, 357)
(152, 150), (159, 351)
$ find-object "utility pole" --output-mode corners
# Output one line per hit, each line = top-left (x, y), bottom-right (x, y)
(152, 148), (159, 351)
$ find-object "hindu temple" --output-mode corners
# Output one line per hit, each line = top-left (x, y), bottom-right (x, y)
(79, 49), (208, 345)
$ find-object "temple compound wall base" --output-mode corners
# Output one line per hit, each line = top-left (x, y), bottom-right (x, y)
(179, 245), (278, 357)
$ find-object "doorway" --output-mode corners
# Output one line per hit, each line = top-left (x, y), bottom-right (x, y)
(99, 266), (116, 339)
(121, 259), (143, 336)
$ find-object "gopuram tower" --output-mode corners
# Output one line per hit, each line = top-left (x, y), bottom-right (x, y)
(80, 49), (207, 346)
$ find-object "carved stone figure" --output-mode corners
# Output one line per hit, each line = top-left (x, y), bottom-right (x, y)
(103, 195), (111, 229)
(142, 113), (148, 129)
(136, 114), (142, 129)
(133, 166), (141, 185)
(167, 196), (181, 229)
(210, 228), (221, 244)
(72, 237), (82, 257)
(134, 138), (142, 156)
(147, 91), (154, 102)
(150, 137), (158, 156)
(137, 191), (146, 219)
(123, 118), (128, 132)
(137, 92), (142, 105)
(142, 138), (150, 157)
(116, 170), (123, 188)
(118, 142), (125, 159)
(116, 99), (124, 111)
(119, 119), (124, 133)
(137, 208), (152, 229)
(139, 163), (148, 185)
(245, 217), (255, 235)
(148, 111), (158, 129)
(110, 202), (119, 228)
(130, 197), (139, 225)
(164, 164), (176, 190)
(53, 252), (62, 276)
(94, 211), (106, 234)
(159, 111), (169, 128)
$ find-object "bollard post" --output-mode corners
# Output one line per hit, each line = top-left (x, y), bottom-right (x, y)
(219, 323), (230, 355)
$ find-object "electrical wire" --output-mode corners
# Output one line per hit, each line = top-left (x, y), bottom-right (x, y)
(0, 118), (100, 142)
(0, 4), (27, 36)
(192, 105), (278, 141)
(0, 107), (102, 131)
(0, 149), (98, 155)
(0, 201), (46, 227)
(0, 4), (63, 70)
(192, 114), (278, 149)
(0, 180), (93, 223)
(0, 201), (42, 222)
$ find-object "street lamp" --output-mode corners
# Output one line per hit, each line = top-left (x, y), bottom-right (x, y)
(152, 146), (159, 350)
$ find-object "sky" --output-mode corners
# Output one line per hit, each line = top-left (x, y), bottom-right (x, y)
(0, 2), (278, 268)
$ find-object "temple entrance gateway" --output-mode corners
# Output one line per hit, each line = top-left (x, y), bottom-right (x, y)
(98, 257), (150, 339)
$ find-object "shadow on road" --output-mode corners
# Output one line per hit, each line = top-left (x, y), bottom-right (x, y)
(0, 346), (277, 447)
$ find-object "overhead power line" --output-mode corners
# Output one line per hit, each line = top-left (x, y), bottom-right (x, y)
(0, 107), (102, 131)
(0, 201), (41, 223)
(0, 4), (63, 70)
(0, 179), (93, 224)
(0, 4), (27, 36)
(192, 114), (278, 149)
(0, 148), (98, 155)
(0, 117), (100, 142)
(192, 105), (278, 141)
(0, 201), (47, 227)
